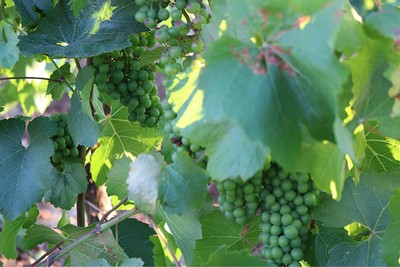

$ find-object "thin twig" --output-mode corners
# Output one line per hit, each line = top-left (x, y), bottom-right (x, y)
(99, 197), (128, 223)
(0, 76), (63, 83)
(146, 214), (182, 267)
(49, 57), (75, 91)
(34, 198), (134, 267)
(74, 59), (82, 70)
(30, 240), (65, 267)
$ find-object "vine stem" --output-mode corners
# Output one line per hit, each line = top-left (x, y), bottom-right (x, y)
(34, 197), (133, 267)
(49, 57), (75, 91)
(182, 9), (191, 24)
(0, 76), (63, 83)
(146, 214), (182, 267)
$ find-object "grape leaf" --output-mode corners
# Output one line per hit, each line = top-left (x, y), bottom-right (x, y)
(365, 4), (400, 40)
(120, 258), (144, 266)
(106, 157), (131, 199)
(23, 224), (66, 250)
(192, 210), (260, 265)
(346, 38), (400, 139)
(314, 170), (400, 265)
(18, 0), (148, 58)
(178, 1), (349, 179)
(381, 189), (400, 266)
(47, 62), (75, 100)
(45, 162), (87, 210)
(0, 207), (38, 259)
(157, 206), (202, 266)
(63, 226), (129, 266)
(111, 218), (155, 266)
(0, 22), (20, 68)
(90, 102), (161, 185)
(13, 0), (52, 26)
(86, 259), (110, 267)
(67, 92), (100, 147)
(204, 246), (267, 266)
(0, 117), (57, 221)
(304, 222), (353, 266)
(364, 129), (400, 172)
(69, 0), (87, 17)
(327, 237), (383, 266)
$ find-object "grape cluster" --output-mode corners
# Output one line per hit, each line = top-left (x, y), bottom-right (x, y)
(92, 33), (163, 128)
(134, 0), (209, 77)
(259, 166), (318, 266)
(163, 101), (204, 162)
(50, 113), (80, 171)
(216, 173), (264, 224)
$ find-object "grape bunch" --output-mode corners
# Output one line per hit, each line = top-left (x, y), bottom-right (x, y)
(258, 166), (318, 266)
(134, 0), (210, 77)
(50, 113), (80, 171)
(92, 32), (163, 128)
(215, 174), (264, 224)
(163, 101), (204, 162)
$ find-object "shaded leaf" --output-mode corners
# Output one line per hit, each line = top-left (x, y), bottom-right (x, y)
(314, 170), (400, 265)
(18, 0), (148, 58)
(0, 23), (20, 68)
(381, 189), (400, 266)
(304, 222), (353, 266)
(365, 4), (400, 40)
(67, 92), (100, 147)
(0, 117), (56, 221)
(111, 218), (155, 266)
(45, 162), (87, 210)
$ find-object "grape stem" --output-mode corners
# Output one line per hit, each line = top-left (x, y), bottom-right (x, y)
(34, 197), (133, 267)
(182, 9), (191, 23)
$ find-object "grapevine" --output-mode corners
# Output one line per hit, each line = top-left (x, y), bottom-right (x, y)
(0, 1), (399, 266)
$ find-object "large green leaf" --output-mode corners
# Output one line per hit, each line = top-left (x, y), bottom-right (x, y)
(192, 210), (260, 265)
(45, 162), (87, 210)
(90, 102), (161, 185)
(69, 0), (87, 17)
(314, 170), (400, 265)
(0, 22), (20, 68)
(0, 207), (38, 259)
(0, 117), (56, 221)
(18, 0), (148, 58)
(23, 224), (66, 250)
(381, 189), (400, 266)
(67, 92), (100, 147)
(178, 1), (349, 179)
(304, 223), (353, 266)
(111, 218), (155, 266)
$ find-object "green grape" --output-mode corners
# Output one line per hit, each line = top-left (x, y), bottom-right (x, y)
(175, 0), (187, 10)
(284, 225), (299, 240)
(112, 70), (124, 84)
(170, 9), (182, 21)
